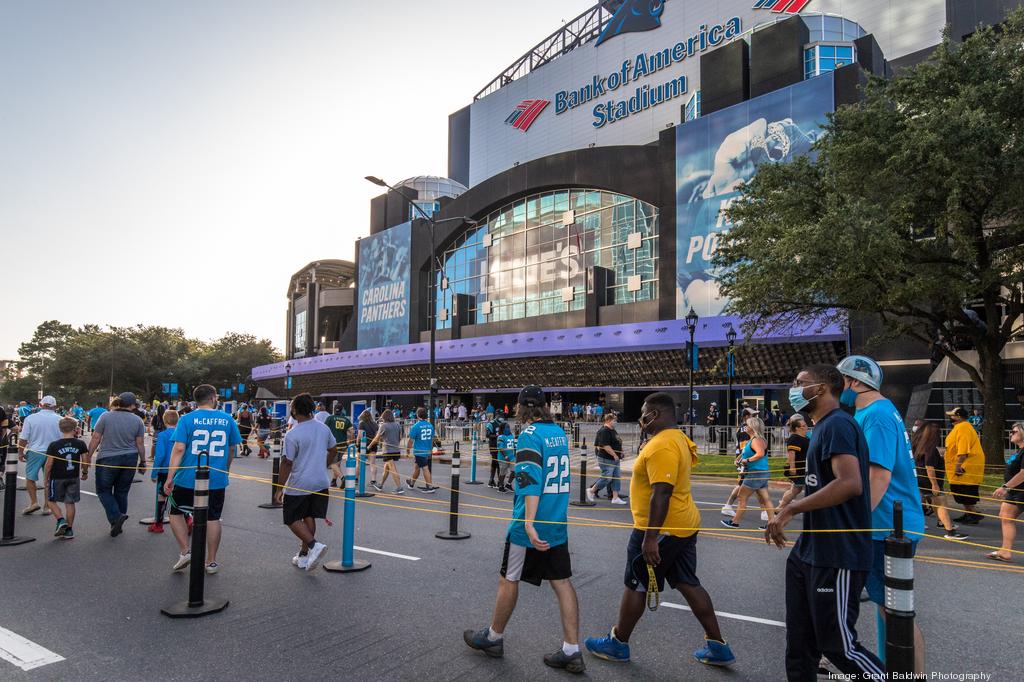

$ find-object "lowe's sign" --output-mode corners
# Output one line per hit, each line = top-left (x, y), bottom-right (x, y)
(556, 16), (743, 128)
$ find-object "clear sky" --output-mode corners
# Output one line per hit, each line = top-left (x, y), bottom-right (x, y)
(0, 0), (588, 358)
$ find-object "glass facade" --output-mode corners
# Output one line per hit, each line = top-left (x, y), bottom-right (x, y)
(801, 14), (866, 44)
(804, 44), (855, 79)
(293, 309), (306, 351)
(684, 90), (702, 122)
(435, 189), (659, 329)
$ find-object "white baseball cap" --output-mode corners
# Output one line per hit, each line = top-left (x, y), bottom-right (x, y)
(40, 395), (57, 407)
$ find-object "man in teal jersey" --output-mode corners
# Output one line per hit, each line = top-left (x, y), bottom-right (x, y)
(837, 355), (926, 674)
(464, 385), (584, 674)
(405, 407), (437, 492)
(87, 402), (107, 431)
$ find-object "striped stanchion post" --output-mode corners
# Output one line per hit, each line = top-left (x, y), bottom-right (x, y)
(884, 500), (915, 673)
(436, 441), (470, 540)
(465, 430), (482, 485)
(0, 446), (34, 546)
(355, 431), (374, 498)
(569, 438), (594, 507)
(258, 435), (284, 509)
(139, 481), (163, 525)
(161, 455), (229, 617)
(325, 444), (372, 572)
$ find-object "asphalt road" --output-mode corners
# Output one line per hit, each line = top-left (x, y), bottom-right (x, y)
(1, 446), (1019, 681)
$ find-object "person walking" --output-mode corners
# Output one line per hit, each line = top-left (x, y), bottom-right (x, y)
(17, 395), (63, 515)
(356, 409), (379, 489)
(765, 364), (884, 681)
(587, 412), (627, 505)
(584, 392), (735, 667)
(944, 407), (986, 524)
(463, 386), (584, 673)
(164, 385), (241, 573)
(486, 413), (504, 488)
(42, 417), (87, 539)
(777, 415), (810, 512)
(495, 422), (515, 493)
(912, 422), (967, 540)
(721, 416), (774, 530)
(149, 409), (179, 533)
(86, 401), (107, 433)
(405, 408), (437, 492)
(256, 406), (273, 458)
(274, 393), (332, 571)
(84, 393), (147, 535)
(988, 421), (1024, 562)
(236, 405), (254, 457)
(324, 405), (353, 487)
(370, 409), (404, 494)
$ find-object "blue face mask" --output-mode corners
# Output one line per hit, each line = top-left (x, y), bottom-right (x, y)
(839, 388), (858, 407)
(789, 384), (820, 413)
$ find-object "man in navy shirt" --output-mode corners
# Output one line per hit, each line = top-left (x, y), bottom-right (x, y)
(765, 364), (884, 681)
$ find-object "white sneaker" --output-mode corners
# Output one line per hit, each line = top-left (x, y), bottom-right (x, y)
(205, 562), (220, 575)
(721, 504), (736, 518)
(761, 510), (770, 522)
(292, 553), (309, 569)
(42, 507), (52, 516)
(291, 553), (300, 567)
(305, 541), (327, 571)
(586, 488), (596, 503)
(172, 553), (191, 571)
(611, 497), (628, 505)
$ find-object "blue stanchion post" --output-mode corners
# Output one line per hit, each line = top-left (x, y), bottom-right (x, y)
(355, 431), (374, 498)
(324, 444), (371, 573)
(465, 429), (481, 485)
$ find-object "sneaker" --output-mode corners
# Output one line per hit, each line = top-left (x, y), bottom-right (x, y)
(394, 487), (405, 495)
(42, 507), (52, 516)
(405, 478), (416, 490)
(305, 541), (328, 571)
(421, 485), (437, 494)
(463, 628), (503, 658)
(584, 633), (630, 662)
(502, 487), (513, 495)
(371, 482), (384, 492)
(487, 481), (497, 489)
(938, 521), (959, 531)
(720, 504), (735, 518)
(110, 514), (128, 537)
(205, 562), (220, 575)
(721, 519), (740, 528)
(21, 504), (40, 515)
(54, 518), (68, 537)
(543, 648), (586, 674)
(944, 530), (970, 540)
(758, 523), (768, 531)
(952, 514), (970, 523)
(62, 527), (75, 540)
(693, 638), (735, 667)
(172, 553), (191, 571)
(291, 553), (301, 567)
(761, 510), (769, 522)
(963, 514), (982, 525)
(586, 488), (596, 503)
(148, 522), (164, 534)
(611, 497), (628, 505)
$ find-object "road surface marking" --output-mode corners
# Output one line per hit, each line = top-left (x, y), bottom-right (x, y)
(354, 546), (420, 561)
(0, 626), (65, 671)
(661, 602), (785, 627)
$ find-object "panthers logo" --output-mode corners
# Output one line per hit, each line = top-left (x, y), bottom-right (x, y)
(596, 0), (665, 46)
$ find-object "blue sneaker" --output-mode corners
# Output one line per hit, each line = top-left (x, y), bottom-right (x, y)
(693, 638), (735, 666)
(585, 632), (630, 662)
(463, 628), (503, 658)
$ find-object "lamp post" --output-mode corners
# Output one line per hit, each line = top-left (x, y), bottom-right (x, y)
(365, 176), (476, 427)
(685, 307), (699, 437)
(284, 362), (292, 400)
(726, 324), (737, 432)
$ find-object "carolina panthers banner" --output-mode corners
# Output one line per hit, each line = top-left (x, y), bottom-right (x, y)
(357, 221), (412, 350)
(675, 73), (834, 319)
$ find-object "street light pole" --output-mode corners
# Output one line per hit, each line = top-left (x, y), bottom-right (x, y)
(726, 324), (737, 433)
(685, 307), (699, 438)
(284, 362), (292, 401)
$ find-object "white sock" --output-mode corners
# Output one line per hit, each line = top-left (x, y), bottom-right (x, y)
(562, 642), (579, 656)
(487, 627), (503, 642)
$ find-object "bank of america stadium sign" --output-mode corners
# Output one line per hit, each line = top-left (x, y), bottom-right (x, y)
(505, 99), (550, 132)
(752, 0), (812, 13)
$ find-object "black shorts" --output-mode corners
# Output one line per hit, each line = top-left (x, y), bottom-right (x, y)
(239, 427), (251, 439)
(788, 475), (805, 487)
(949, 483), (980, 506)
(624, 529), (700, 592)
(283, 490), (329, 525)
(1005, 489), (1024, 507)
(381, 454), (400, 463)
(169, 486), (226, 521)
(500, 539), (572, 586)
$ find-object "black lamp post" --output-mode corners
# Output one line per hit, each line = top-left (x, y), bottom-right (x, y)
(284, 362), (292, 400)
(365, 176), (476, 427)
(685, 307), (699, 436)
(726, 324), (737, 431)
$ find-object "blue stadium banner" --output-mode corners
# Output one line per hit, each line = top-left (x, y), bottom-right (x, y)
(676, 73), (834, 320)
(727, 352), (735, 378)
(690, 341), (699, 371)
(238, 383), (245, 394)
(286, 376), (293, 390)
(357, 221), (412, 350)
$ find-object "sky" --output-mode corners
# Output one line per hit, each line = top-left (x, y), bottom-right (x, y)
(0, 0), (589, 358)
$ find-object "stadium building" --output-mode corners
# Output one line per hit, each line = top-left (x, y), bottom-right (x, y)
(253, 0), (1024, 424)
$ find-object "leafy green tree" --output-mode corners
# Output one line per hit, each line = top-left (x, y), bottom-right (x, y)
(716, 13), (1024, 463)
(17, 320), (76, 378)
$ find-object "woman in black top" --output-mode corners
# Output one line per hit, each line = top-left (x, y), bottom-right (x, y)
(913, 422), (966, 539)
(989, 421), (1024, 562)
(777, 415), (810, 512)
(256, 407), (273, 458)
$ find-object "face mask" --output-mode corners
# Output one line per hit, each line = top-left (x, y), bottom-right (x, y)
(789, 384), (820, 413)
(912, 425), (919, 433)
(639, 411), (656, 433)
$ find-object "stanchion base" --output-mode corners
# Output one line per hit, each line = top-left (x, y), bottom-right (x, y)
(16, 484), (26, 491)
(569, 500), (596, 507)
(323, 559), (372, 573)
(257, 502), (283, 509)
(354, 492), (376, 498)
(435, 530), (471, 540)
(0, 536), (36, 546)
(463, 481), (483, 485)
(161, 597), (230, 618)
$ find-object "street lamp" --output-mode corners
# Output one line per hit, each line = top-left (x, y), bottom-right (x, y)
(284, 362), (292, 400)
(365, 176), (477, 426)
(685, 307), (699, 437)
(726, 324), (738, 431)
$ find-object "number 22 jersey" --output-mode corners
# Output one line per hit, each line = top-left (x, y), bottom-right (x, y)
(508, 420), (570, 549)
(171, 408), (242, 490)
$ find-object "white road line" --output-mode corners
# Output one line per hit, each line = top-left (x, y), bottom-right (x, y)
(661, 602), (785, 628)
(17, 476), (96, 497)
(0, 626), (65, 671)
(353, 546), (420, 561)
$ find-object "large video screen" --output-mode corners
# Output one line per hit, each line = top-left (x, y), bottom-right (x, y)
(357, 221), (411, 350)
(676, 72), (834, 319)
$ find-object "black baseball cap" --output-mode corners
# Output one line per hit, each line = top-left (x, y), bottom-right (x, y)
(118, 392), (138, 407)
(517, 385), (546, 408)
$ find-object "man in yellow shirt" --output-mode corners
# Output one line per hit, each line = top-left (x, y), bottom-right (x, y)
(584, 392), (735, 667)
(944, 407), (986, 524)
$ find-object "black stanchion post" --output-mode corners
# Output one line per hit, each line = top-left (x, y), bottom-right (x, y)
(569, 438), (594, 507)
(884, 500), (915, 674)
(258, 436), (283, 509)
(161, 457), (229, 617)
(718, 426), (727, 456)
(436, 441), (470, 540)
(1, 446), (34, 546)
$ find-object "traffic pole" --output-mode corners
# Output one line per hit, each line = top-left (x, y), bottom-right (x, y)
(884, 500), (915, 673)
(436, 441), (471, 540)
(325, 445), (371, 572)
(258, 436), (284, 509)
(355, 431), (374, 498)
(161, 457), (229, 617)
(0, 446), (34, 546)
(465, 430), (482, 485)
(569, 438), (595, 507)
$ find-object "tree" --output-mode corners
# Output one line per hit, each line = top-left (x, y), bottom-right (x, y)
(715, 12), (1024, 464)
(17, 320), (76, 378)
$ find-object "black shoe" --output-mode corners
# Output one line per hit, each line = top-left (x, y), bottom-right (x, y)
(110, 514), (128, 537)
(952, 514), (970, 523)
(543, 648), (586, 674)
(963, 514), (982, 525)
(463, 628), (503, 658)
(487, 481), (497, 489)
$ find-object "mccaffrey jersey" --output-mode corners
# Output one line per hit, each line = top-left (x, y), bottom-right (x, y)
(508, 420), (570, 549)
(408, 420), (435, 454)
